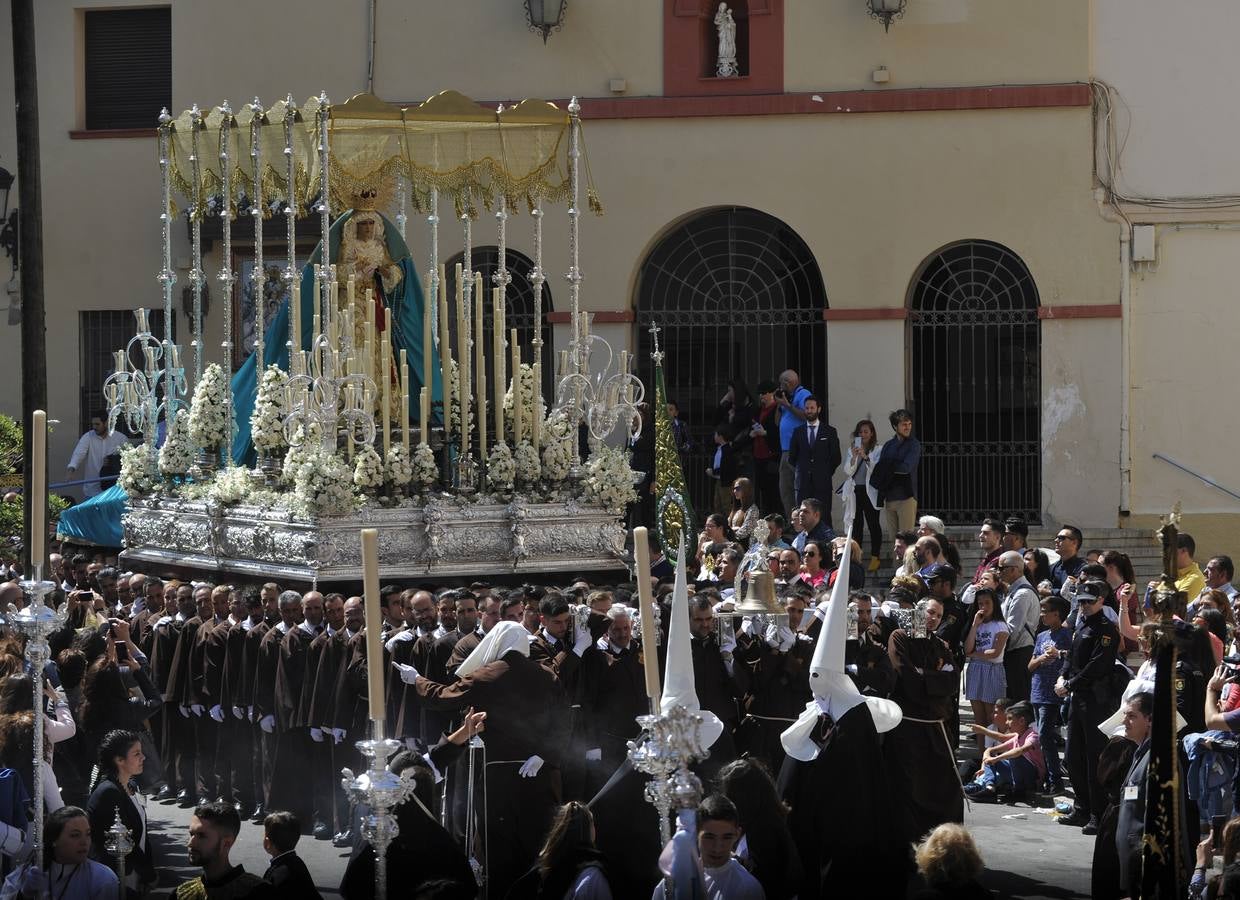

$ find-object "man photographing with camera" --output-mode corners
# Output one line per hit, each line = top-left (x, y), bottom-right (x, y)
(1204, 662), (1240, 732)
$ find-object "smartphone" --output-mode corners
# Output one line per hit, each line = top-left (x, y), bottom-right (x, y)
(116, 642), (129, 661)
(853, 437), (862, 449)
(1214, 814), (1228, 852)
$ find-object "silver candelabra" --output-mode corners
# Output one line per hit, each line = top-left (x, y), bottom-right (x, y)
(104, 809), (134, 883)
(340, 720), (414, 900)
(283, 334), (379, 454)
(12, 570), (67, 858)
(626, 704), (707, 849)
(102, 308), (189, 473)
(554, 320), (645, 450)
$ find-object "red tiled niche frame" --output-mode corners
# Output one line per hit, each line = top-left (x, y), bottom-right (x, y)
(664, 0), (783, 97)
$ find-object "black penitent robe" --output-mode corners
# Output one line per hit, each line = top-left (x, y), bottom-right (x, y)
(778, 703), (909, 898)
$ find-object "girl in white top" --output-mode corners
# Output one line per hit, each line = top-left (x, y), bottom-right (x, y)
(964, 586), (1010, 752)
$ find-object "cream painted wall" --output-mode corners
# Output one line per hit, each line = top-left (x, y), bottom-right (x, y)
(786, 0), (1090, 93)
(1128, 227), (1240, 516)
(1093, 0), (1240, 198)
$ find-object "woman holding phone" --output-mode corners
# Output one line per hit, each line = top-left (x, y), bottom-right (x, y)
(843, 419), (883, 573)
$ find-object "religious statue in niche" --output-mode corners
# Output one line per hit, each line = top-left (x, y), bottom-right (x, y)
(715, 2), (738, 78)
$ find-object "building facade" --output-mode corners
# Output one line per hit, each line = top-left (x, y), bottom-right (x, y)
(0, 0), (1133, 539)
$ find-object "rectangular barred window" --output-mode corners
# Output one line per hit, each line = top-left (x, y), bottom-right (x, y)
(84, 7), (172, 131)
(79, 310), (172, 436)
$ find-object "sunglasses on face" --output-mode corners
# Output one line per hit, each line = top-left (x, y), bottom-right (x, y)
(1054, 535), (1072, 542)
(804, 551), (818, 558)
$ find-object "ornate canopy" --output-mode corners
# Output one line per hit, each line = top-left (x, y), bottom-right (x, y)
(166, 91), (580, 218)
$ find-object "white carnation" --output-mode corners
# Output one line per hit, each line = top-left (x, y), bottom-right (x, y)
(385, 444), (414, 487)
(118, 443), (161, 496)
(353, 445), (385, 491)
(251, 365), (289, 453)
(503, 364), (546, 444)
(208, 465), (253, 505)
(412, 443), (439, 488)
(486, 441), (515, 492)
(187, 363), (229, 450)
(583, 445), (638, 513)
(514, 440), (541, 485)
(158, 413), (193, 476)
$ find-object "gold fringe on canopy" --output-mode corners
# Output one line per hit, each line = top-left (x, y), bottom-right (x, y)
(163, 90), (598, 218)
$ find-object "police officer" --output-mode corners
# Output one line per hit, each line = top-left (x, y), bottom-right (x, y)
(1056, 579), (1120, 833)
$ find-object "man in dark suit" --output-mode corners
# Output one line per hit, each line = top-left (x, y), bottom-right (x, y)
(260, 810), (323, 899)
(788, 395), (842, 511)
(1115, 691), (1153, 897)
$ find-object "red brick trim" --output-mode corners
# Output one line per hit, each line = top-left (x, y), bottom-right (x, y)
(823, 308), (907, 321)
(69, 128), (156, 140)
(1037, 304), (1122, 320)
(573, 83), (1090, 121)
(546, 310), (635, 324)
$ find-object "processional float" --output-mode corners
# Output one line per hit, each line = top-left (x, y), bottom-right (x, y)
(111, 89), (643, 585)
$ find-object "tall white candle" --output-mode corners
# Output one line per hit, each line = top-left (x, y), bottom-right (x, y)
(511, 330), (522, 443)
(381, 334), (391, 454)
(419, 387), (429, 445)
(401, 360), (410, 454)
(438, 268), (451, 441)
(456, 265), (470, 452)
(422, 271), (432, 427)
(474, 273), (484, 449)
(531, 361), (542, 447)
(30, 410), (46, 573)
(360, 528), (385, 723)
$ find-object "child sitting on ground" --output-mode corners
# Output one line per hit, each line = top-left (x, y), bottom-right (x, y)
(964, 701), (1045, 802)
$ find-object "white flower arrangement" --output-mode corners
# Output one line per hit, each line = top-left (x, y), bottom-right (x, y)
(486, 441), (515, 492)
(208, 465), (253, 506)
(583, 445), (638, 513)
(514, 440), (541, 484)
(251, 365), (289, 453)
(158, 413), (193, 476)
(412, 442), (439, 488)
(187, 363), (229, 450)
(353, 445), (384, 492)
(541, 411), (575, 482)
(447, 360), (473, 438)
(290, 444), (355, 516)
(385, 443), (413, 487)
(281, 423), (321, 484)
(503, 364), (545, 444)
(118, 444), (161, 496)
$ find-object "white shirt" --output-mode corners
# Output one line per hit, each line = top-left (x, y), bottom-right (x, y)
(652, 858), (764, 900)
(67, 429), (130, 497)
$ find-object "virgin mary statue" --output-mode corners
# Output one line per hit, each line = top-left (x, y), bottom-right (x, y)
(228, 189), (442, 465)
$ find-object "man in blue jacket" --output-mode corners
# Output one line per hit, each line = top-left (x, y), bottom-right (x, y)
(877, 409), (921, 546)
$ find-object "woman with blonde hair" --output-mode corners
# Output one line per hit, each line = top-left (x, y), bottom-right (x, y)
(912, 823), (992, 898)
(728, 477), (761, 545)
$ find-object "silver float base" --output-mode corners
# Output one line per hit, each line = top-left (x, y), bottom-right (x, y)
(120, 494), (627, 582)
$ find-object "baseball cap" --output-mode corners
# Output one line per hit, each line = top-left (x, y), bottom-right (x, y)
(921, 563), (957, 583)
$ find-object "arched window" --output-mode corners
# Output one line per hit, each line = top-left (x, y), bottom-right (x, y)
(636, 206), (827, 515)
(444, 246), (554, 399)
(908, 240), (1041, 524)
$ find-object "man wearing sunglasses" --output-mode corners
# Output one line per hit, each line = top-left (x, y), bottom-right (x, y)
(1050, 525), (1086, 593)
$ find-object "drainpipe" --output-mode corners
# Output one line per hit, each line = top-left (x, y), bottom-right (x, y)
(1094, 189), (1131, 514)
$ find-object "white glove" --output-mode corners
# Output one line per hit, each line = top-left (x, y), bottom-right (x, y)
(585, 748), (602, 762)
(190, 704), (204, 717)
(330, 728), (345, 744)
(719, 632), (737, 656)
(712, 600), (736, 615)
(404, 737), (419, 751)
(776, 624), (796, 652)
(385, 631), (413, 653)
(518, 755), (545, 778)
(310, 727), (324, 743)
(846, 663), (858, 675)
(392, 661), (419, 684)
(231, 706), (245, 720)
(739, 617), (756, 638)
(572, 628), (592, 656)
(247, 706), (255, 721)
(178, 705), (190, 718)
(259, 714), (275, 733)
(209, 705), (224, 723)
